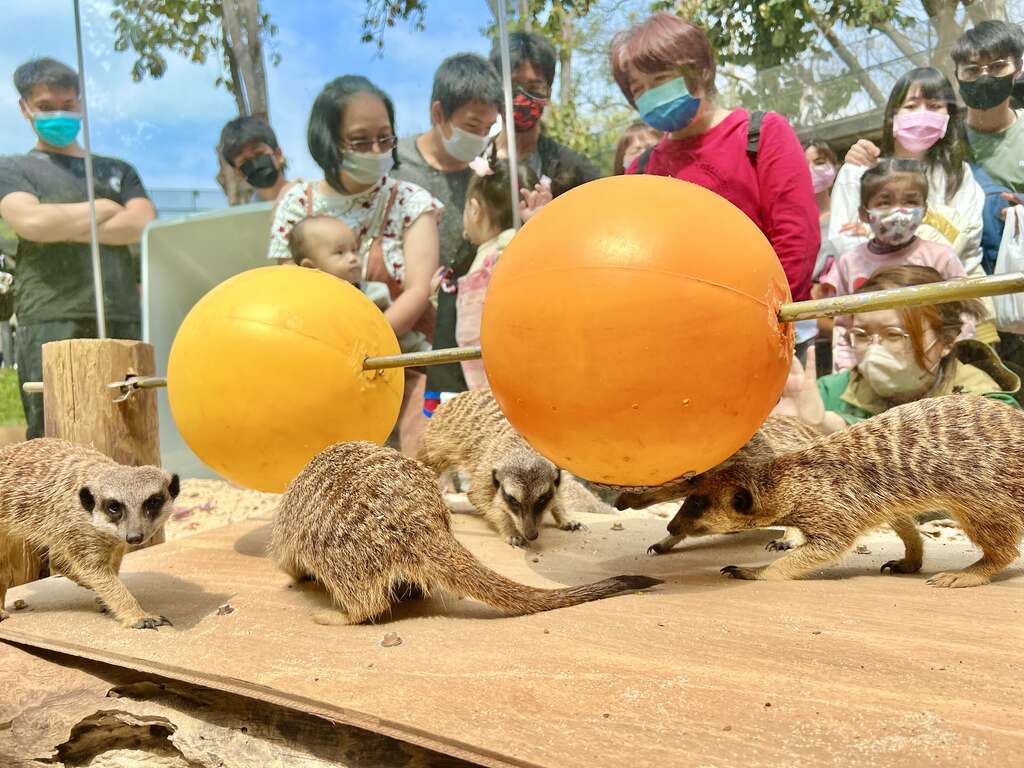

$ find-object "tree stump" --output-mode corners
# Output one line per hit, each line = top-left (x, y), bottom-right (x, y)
(42, 338), (165, 548)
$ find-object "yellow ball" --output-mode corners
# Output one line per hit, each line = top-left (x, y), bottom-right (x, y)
(168, 266), (402, 493)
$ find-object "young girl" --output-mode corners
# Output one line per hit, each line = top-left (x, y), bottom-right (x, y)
(454, 151), (538, 390)
(613, 121), (662, 175)
(829, 68), (984, 276)
(822, 158), (973, 371)
(773, 265), (1019, 435)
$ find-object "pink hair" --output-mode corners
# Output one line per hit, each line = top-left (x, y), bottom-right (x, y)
(610, 13), (718, 106)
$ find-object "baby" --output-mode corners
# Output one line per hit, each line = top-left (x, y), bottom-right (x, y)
(289, 216), (429, 354)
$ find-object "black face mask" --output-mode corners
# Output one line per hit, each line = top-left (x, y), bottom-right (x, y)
(958, 73), (1015, 111)
(1012, 77), (1024, 109)
(240, 154), (280, 189)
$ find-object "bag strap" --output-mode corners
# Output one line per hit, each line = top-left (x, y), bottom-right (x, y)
(305, 181), (314, 217)
(747, 110), (765, 164)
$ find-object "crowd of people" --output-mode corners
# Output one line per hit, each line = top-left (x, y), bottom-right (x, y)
(0, 12), (1022, 456)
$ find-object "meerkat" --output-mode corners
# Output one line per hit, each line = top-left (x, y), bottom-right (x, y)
(0, 439), (179, 628)
(270, 441), (661, 624)
(604, 416), (820, 555)
(670, 396), (1023, 588)
(417, 390), (588, 547)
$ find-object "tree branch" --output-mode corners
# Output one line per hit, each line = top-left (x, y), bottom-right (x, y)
(809, 9), (887, 107)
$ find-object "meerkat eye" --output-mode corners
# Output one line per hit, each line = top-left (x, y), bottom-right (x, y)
(535, 492), (552, 509)
(105, 500), (124, 521)
(731, 488), (754, 514)
(503, 492), (522, 511)
(143, 494), (166, 516)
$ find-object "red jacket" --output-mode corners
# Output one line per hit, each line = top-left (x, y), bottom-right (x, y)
(628, 108), (819, 301)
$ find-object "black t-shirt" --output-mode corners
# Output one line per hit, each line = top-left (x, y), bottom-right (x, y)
(0, 150), (147, 323)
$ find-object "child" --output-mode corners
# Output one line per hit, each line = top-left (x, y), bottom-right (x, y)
(452, 153), (539, 390)
(821, 158), (973, 371)
(613, 121), (662, 175)
(289, 215), (430, 354)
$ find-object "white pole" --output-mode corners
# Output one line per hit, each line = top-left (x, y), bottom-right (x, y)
(495, 0), (522, 230)
(73, 0), (107, 339)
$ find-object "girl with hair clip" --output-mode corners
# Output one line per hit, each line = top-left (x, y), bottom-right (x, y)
(453, 145), (539, 390)
(829, 68), (987, 292)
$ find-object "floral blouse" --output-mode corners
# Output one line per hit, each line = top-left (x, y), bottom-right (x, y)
(267, 176), (443, 284)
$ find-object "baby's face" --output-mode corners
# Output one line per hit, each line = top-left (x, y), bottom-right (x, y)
(301, 219), (361, 283)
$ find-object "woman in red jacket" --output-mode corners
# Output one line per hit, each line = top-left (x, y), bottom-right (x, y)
(610, 13), (820, 313)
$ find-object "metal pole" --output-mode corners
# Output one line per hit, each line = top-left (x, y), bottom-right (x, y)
(496, 0), (522, 230)
(20, 274), (1024, 392)
(73, 0), (107, 339)
(777, 272), (1024, 322)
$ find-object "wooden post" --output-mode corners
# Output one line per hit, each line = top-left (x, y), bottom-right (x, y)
(42, 339), (165, 547)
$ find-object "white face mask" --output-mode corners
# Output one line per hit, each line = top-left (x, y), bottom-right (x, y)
(859, 344), (935, 398)
(866, 206), (925, 247)
(342, 150), (394, 185)
(441, 124), (488, 162)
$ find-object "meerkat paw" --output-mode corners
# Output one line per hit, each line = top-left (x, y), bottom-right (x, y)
(0, 609), (9, 622)
(95, 596), (109, 614)
(130, 615), (172, 630)
(506, 534), (528, 548)
(647, 542), (670, 555)
(881, 558), (922, 575)
(720, 564), (766, 581)
(926, 571), (991, 589)
(559, 520), (586, 532)
(312, 609), (354, 626)
(765, 538), (793, 552)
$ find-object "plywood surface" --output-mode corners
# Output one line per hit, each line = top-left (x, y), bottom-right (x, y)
(1, 512), (1022, 768)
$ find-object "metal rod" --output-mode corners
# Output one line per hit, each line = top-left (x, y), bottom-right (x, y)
(21, 274), (1024, 392)
(73, 0), (107, 339)
(495, 0), (522, 230)
(778, 273), (1024, 322)
(362, 346), (482, 371)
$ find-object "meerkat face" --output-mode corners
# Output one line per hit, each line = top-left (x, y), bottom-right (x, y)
(669, 470), (772, 537)
(492, 455), (561, 541)
(78, 467), (180, 545)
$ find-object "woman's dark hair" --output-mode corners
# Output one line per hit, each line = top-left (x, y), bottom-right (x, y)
(613, 121), (661, 175)
(467, 143), (538, 232)
(308, 75), (399, 194)
(489, 32), (557, 89)
(802, 138), (837, 167)
(856, 265), (983, 369)
(879, 67), (971, 203)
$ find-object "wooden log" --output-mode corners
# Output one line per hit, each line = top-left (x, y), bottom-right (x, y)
(42, 338), (165, 548)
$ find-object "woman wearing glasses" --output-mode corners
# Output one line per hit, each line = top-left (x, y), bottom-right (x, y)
(268, 75), (442, 454)
(773, 265), (1020, 434)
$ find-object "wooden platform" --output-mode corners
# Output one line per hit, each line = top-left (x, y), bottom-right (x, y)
(1, 511), (1022, 767)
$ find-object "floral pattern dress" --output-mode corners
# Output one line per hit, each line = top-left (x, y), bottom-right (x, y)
(267, 176), (443, 285)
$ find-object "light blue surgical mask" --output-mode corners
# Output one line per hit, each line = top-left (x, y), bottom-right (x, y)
(31, 111), (82, 147)
(635, 78), (700, 133)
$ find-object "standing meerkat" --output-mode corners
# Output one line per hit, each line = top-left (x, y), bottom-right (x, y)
(605, 416), (820, 555)
(671, 396), (1023, 588)
(270, 441), (661, 624)
(0, 439), (179, 627)
(417, 390), (587, 547)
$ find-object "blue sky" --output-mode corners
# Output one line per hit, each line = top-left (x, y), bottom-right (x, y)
(0, 0), (497, 191)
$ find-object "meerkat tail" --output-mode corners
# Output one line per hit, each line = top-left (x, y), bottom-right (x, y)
(426, 539), (661, 615)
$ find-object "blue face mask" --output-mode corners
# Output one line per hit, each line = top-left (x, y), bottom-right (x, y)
(32, 111), (82, 147)
(635, 78), (700, 133)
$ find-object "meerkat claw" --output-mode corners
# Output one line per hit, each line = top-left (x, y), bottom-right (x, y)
(765, 539), (792, 552)
(560, 520), (586, 532)
(880, 559), (921, 575)
(131, 615), (172, 630)
(0, 609), (9, 622)
(507, 535), (528, 548)
(720, 565), (759, 580)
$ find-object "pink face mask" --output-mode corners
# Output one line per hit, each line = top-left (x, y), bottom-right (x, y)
(893, 111), (949, 153)
(810, 163), (836, 193)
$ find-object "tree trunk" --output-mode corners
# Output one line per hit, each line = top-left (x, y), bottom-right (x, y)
(518, 0), (531, 30)
(810, 11), (887, 107)
(877, 22), (929, 68)
(965, 0), (1008, 24)
(558, 11), (574, 108)
(921, 0), (966, 83)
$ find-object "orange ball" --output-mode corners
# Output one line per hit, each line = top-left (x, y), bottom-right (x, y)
(480, 175), (793, 486)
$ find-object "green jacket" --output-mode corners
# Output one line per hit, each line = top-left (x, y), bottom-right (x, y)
(818, 340), (1021, 425)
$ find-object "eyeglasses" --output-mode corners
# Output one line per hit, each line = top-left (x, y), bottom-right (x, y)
(848, 327), (911, 352)
(342, 135), (397, 153)
(957, 58), (1017, 82)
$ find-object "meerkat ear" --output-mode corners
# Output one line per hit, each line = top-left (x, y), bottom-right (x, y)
(167, 473), (181, 499)
(554, 470), (562, 487)
(78, 486), (96, 512)
(492, 469), (500, 490)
